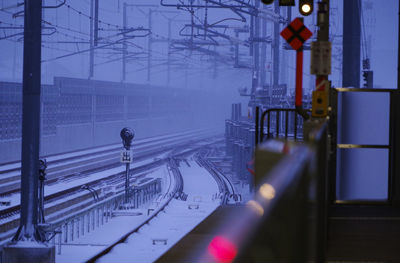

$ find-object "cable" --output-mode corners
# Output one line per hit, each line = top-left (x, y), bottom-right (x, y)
(61, 1), (122, 29)
(0, 1), (248, 72)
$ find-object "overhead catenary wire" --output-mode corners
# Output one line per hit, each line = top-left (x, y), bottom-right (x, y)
(0, 0), (261, 79)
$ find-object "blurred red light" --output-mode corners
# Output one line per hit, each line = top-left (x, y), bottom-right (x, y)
(207, 236), (238, 263)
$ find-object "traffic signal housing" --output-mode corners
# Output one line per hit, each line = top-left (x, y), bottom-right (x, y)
(261, 0), (274, 4)
(279, 0), (295, 6)
(261, 0), (295, 6)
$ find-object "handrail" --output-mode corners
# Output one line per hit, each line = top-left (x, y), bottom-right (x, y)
(45, 179), (160, 230)
(184, 145), (314, 263)
(165, 121), (329, 263)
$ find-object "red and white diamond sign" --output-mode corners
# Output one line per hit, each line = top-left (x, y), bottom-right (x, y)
(280, 18), (312, 50)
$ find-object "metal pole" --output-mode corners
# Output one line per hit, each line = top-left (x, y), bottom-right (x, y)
(38, 159), (47, 224)
(342, 0), (360, 88)
(260, 3), (267, 86)
(89, 0), (98, 79)
(120, 128), (134, 205)
(89, 0), (94, 78)
(287, 5), (292, 23)
(273, 0), (280, 94)
(234, 30), (239, 67)
(295, 49), (304, 107)
(252, 0), (260, 95)
(249, 15), (253, 56)
(13, 0), (44, 242)
(314, 3), (330, 263)
(125, 159), (130, 203)
(94, 0), (99, 47)
(147, 9), (152, 82)
(255, 106), (259, 146)
(167, 19), (171, 86)
(394, 0), (400, 206)
(122, 2), (127, 82)
(213, 46), (217, 79)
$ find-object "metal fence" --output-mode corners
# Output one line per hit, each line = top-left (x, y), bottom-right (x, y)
(0, 82), (57, 140)
(255, 107), (309, 145)
(43, 178), (161, 255)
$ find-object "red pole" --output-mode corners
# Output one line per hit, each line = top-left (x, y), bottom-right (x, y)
(295, 49), (303, 107)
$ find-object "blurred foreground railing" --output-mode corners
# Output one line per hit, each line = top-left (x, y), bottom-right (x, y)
(42, 178), (161, 255)
(161, 120), (328, 263)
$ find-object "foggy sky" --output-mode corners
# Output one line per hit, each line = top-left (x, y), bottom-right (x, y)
(0, 0), (398, 92)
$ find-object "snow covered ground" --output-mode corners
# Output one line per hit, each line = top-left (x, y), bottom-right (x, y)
(56, 158), (221, 263)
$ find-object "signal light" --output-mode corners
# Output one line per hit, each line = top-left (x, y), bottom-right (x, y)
(299, 0), (313, 16)
(208, 236), (238, 263)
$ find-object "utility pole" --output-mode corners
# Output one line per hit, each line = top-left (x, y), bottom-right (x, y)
(248, 0), (261, 123)
(249, 16), (254, 56)
(339, 0), (361, 200)
(260, 3), (267, 87)
(253, 1), (260, 91)
(213, 46), (218, 79)
(342, 0), (360, 88)
(273, 0), (280, 96)
(308, 1), (331, 262)
(250, 0), (260, 101)
(3, 0), (55, 261)
(94, 0), (99, 47)
(122, 2), (127, 82)
(147, 9), (152, 82)
(89, 0), (99, 79)
(234, 30), (239, 67)
(89, 0), (94, 78)
(167, 19), (171, 86)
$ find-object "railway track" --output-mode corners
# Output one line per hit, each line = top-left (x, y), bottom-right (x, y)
(86, 142), (234, 262)
(0, 131), (221, 244)
(0, 129), (214, 197)
(0, 130), (205, 177)
(194, 148), (237, 205)
(86, 157), (186, 263)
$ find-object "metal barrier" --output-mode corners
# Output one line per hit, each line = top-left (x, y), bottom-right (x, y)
(171, 120), (328, 263)
(43, 178), (161, 255)
(86, 159), (185, 263)
(255, 107), (310, 145)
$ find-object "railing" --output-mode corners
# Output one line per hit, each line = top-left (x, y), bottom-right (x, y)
(165, 120), (328, 263)
(255, 107), (310, 145)
(86, 158), (186, 262)
(43, 178), (161, 255)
